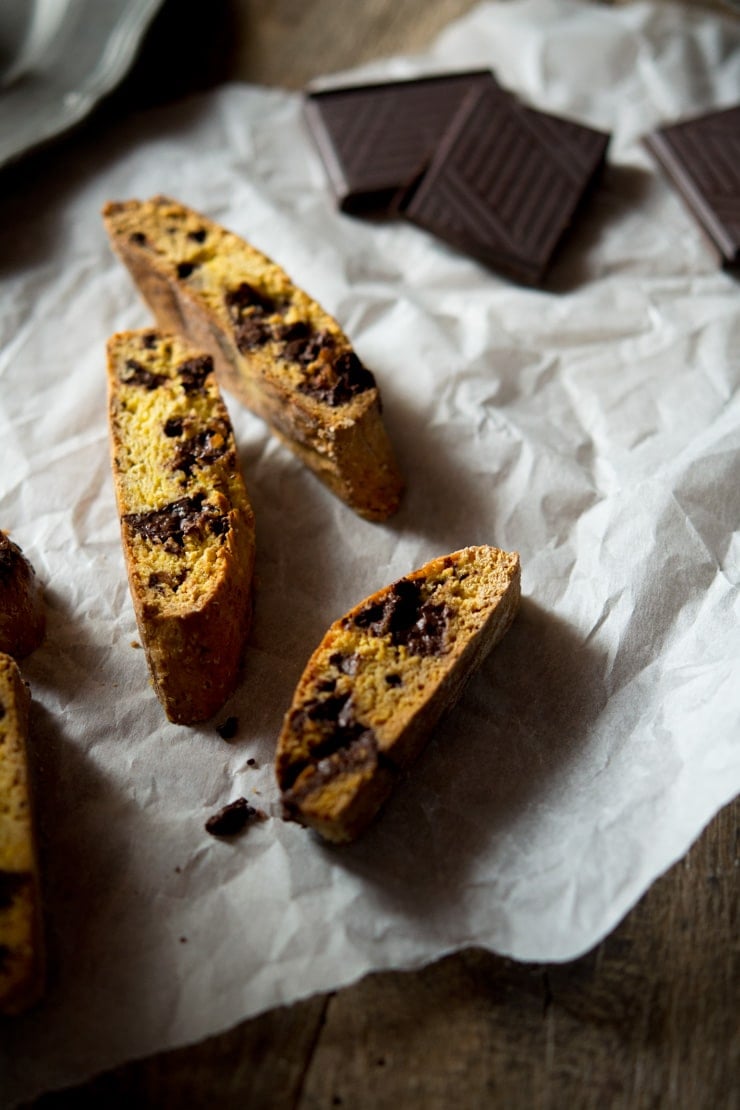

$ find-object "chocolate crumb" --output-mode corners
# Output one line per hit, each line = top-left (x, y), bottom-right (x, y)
(179, 936), (187, 943)
(299, 348), (376, 406)
(163, 417), (184, 438)
(188, 228), (207, 243)
(281, 696), (378, 790)
(177, 261), (196, 279)
(210, 515), (230, 538)
(120, 358), (167, 391)
(234, 316), (272, 351)
(225, 282), (277, 318)
(354, 578), (453, 655)
(385, 673), (402, 686)
(205, 797), (258, 837)
(175, 866), (182, 874)
(125, 494), (225, 553)
(276, 326), (330, 368)
(171, 424), (231, 477)
(216, 716), (239, 740)
(148, 569), (187, 592)
(329, 651), (359, 676)
(316, 677), (338, 695)
(247, 757), (257, 767)
(142, 333), (158, 349)
(178, 355), (213, 394)
(130, 231), (147, 246)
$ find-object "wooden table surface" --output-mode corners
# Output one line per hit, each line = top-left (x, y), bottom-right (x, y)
(21, 1), (738, 1106)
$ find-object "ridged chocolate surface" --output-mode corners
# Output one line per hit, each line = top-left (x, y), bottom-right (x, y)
(644, 105), (740, 267)
(402, 83), (610, 284)
(305, 71), (497, 213)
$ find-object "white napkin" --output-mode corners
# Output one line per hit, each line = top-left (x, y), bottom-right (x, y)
(2, 0), (739, 1101)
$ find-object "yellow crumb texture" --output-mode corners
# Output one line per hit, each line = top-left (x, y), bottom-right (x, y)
(105, 196), (345, 391)
(0, 652), (44, 1015)
(107, 329), (256, 724)
(102, 196), (403, 521)
(276, 545), (521, 842)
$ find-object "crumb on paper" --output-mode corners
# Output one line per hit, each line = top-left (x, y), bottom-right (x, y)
(216, 715), (238, 740)
(205, 797), (265, 837)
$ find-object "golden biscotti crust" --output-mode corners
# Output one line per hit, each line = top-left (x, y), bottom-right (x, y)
(276, 545), (521, 842)
(107, 329), (257, 724)
(0, 652), (44, 1015)
(0, 533), (45, 659)
(101, 196), (404, 521)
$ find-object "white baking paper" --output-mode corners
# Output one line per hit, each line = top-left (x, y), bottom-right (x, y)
(2, 0), (739, 1101)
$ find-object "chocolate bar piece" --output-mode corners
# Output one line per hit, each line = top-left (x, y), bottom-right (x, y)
(305, 71), (497, 214)
(643, 105), (740, 269)
(401, 82), (610, 285)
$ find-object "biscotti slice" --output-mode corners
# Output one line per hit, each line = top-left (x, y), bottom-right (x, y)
(276, 545), (521, 842)
(107, 329), (257, 725)
(102, 196), (403, 522)
(0, 533), (45, 658)
(0, 653), (44, 1014)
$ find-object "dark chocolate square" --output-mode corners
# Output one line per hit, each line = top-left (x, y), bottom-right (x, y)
(304, 71), (498, 215)
(400, 82), (610, 285)
(643, 104), (740, 269)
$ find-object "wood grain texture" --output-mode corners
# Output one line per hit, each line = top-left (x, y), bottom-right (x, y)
(115, 0), (735, 99)
(231, 0), (483, 88)
(24, 0), (740, 1106)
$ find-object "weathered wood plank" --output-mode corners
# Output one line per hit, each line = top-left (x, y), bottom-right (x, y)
(298, 798), (738, 1110)
(228, 0), (484, 88)
(31, 994), (329, 1108)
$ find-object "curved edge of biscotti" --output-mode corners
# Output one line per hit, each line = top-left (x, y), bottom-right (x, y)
(0, 653), (45, 1015)
(101, 198), (404, 522)
(0, 533), (45, 660)
(119, 507), (255, 725)
(106, 330), (257, 725)
(276, 546), (521, 843)
(265, 401), (404, 522)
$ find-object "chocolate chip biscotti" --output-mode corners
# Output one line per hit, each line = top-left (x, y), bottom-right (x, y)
(102, 196), (404, 521)
(107, 329), (256, 724)
(0, 653), (44, 1014)
(0, 533), (45, 659)
(276, 545), (520, 842)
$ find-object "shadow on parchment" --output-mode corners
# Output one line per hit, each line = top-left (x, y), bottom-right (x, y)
(544, 163), (655, 295)
(24, 700), (126, 1001)
(8, 700), (186, 1093)
(382, 389), (505, 553)
(0, 93), (220, 280)
(233, 387), (506, 743)
(313, 597), (609, 928)
(234, 357), (506, 600)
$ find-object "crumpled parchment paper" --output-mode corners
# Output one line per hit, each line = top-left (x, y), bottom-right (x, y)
(2, 0), (739, 1101)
